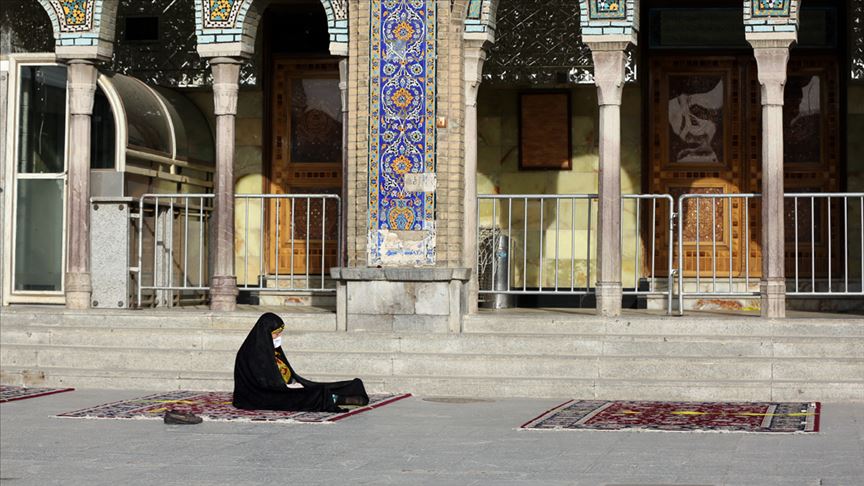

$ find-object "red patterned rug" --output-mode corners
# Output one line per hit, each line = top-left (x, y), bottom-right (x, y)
(57, 391), (411, 423)
(1, 385), (75, 403)
(521, 400), (820, 433)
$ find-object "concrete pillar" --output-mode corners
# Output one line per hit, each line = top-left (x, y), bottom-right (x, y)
(749, 37), (794, 318)
(65, 60), (98, 309)
(585, 41), (629, 317)
(209, 57), (242, 311)
(463, 40), (489, 315)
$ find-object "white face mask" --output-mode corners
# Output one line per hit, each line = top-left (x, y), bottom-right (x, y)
(272, 336), (282, 348)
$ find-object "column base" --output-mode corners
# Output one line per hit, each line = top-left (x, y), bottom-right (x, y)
(210, 276), (238, 312)
(596, 282), (622, 317)
(65, 272), (92, 310)
(760, 279), (786, 319)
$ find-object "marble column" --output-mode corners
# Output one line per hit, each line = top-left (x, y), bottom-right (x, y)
(209, 57), (242, 311)
(65, 59), (98, 309)
(749, 38), (793, 318)
(463, 41), (488, 315)
(586, 41), (628, 317)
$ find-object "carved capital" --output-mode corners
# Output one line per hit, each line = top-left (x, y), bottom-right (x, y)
(588, 47), (627, 106)
(748, 36), (794, 106)
(66, 60), (98, 116)
(464, 39), (490, 106)
(210, 57), (242, 116)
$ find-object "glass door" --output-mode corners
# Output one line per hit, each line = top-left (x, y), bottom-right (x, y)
(11, 64), (68, 295)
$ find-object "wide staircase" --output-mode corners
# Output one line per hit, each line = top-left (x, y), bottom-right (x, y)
(1, 307), (862, 401)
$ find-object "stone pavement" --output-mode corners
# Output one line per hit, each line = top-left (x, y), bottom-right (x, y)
(1, 389), (863, 486)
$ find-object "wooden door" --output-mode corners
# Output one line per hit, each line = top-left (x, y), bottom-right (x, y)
(268, 59), (342, 276)
(648, 55), (839, 280)
(650, 57), (748, 278)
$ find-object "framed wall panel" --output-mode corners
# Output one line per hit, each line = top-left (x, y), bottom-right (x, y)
(518, 91), (572, 170)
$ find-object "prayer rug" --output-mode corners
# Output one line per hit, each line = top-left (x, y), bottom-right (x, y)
(520, 400), (820, 433)
(56, 391), (411, 423)
(0, 385), (75, 403)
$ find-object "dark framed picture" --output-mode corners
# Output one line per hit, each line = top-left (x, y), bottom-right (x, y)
(518, 91), (572, 170)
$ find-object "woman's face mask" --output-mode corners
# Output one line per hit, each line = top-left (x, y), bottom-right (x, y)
(272, 335), (282, 348)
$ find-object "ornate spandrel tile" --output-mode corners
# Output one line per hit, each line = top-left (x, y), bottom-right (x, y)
(589, 0), (626, 20)
(202, 0), (243, 28)
(50, 0), (94, 32)
(753, 0), (790, 17)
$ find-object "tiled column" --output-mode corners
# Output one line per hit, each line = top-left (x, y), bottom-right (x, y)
(462, 38), (490, 315)
(585, 40), (629, 317)
(748, 36), (794, 318)
(209, 57), (242, 311)
(64, 60), (98, 309)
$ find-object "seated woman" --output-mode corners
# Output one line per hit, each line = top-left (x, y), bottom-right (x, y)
(233, 312), (369, 412)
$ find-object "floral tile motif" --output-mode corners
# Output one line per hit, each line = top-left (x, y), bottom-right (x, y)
(589, 0), (626, 20)
(521, 400), (820, 433)
(57, 391), (412, 423)
(50, 0), (94, 32)
(467, 0), (483, 20)
(753, 0), (791, 17)
(369, 0), (437, 264)
(202, 0), (243, 28)
(0, 385), (75, 403)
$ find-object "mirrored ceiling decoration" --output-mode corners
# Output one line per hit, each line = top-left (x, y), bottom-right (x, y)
(483, 0), (636, 86)
(0, 0), (55, 54)
(853, 0), (864, 81)
(110, 0), (257, 88)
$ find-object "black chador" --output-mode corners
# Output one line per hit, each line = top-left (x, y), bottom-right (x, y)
(232, 312), (369, 412)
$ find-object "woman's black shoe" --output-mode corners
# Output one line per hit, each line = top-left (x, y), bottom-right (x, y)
(163, 410), (203, 425)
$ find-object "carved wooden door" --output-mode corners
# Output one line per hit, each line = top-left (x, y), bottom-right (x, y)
(650, 57), (748, 278)
(269, 59), (342, 276)
(649, 55), (839, 280)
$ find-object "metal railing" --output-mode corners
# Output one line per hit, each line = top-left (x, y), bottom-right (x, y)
(476, 194), (676, 313)
(785, 193), (864, 297)
(622, 194), (676, 315)
(235, 194), (341, 293)
(135, 193), (214, 308)
(676, 193), (760, 314)
(134, 193), (341, 307)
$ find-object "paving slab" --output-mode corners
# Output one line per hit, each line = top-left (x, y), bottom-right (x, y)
(1, 389), (863, 485)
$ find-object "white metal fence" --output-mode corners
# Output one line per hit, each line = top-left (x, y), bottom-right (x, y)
(476, 194), (676, 312)
(134, 194), (214, 308)
(478, 192), (864, 315)
(134, 193), (341, 308)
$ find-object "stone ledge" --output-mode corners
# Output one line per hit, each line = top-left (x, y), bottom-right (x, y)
(331, 267), (471, 282)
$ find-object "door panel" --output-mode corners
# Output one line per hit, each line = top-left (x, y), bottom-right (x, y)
(650, 58), (746, 278)
(649, 55), (839, 280)
(268, 60), (342, 276)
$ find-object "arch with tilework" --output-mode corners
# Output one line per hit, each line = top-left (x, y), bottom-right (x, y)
(194, 0), (348, 57)
(34, 0), (118, 59)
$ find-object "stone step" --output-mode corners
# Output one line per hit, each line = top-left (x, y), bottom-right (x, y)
(463, 314), (864, 337)
(0, 307), (336, 331)
(3, 326), (862, 358)
(3, 344), (862, 383)
(2, 367), (861, 402)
